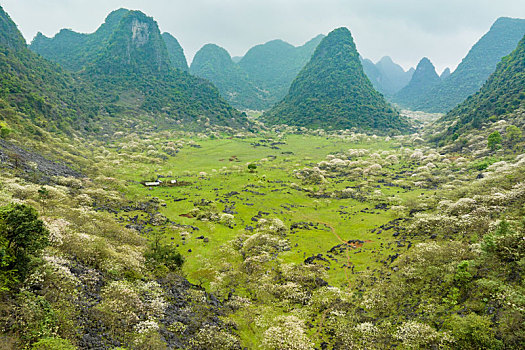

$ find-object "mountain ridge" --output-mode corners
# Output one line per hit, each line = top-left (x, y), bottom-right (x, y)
(263, 27), (411, 133)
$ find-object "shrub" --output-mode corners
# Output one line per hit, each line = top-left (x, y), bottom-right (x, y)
(487, 131), (502, 151)
(0, 204), (49, 290)
(31, 337), (76, 350)
(145, 238), (184, 271)
(445, 314), (503, 350)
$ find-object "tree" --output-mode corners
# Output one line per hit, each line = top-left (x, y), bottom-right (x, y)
(38, 186), (50, 215)
(0, 204), (49, 290)
(0, 121), (11, 138)
(487, 131), (502, 150)
(505, 125), (522, 147)
(247, 163), (257, 173)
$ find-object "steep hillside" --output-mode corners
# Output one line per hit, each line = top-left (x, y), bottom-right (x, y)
(263, 28), (411, 133)
(162, 32), (189, 71)
(28, 8), (248, 130)
(394, 57), (441, 110)
(80, 10), (247, 128)
(86, 10), (171, 76)
(238, 35), (325, 108)
(442, 34), (525, 136)
(190, 44), (266, 110)
(417, 17), (525, 112)
(30, 8), (129, 72)
(0, 6), (97, 137)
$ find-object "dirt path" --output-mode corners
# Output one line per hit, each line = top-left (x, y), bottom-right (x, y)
(315, 221), (353, 338)
(318, 222), (353, 288)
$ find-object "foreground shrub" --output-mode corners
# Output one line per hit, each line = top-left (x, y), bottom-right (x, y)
(31, 337), (76, 350)
(0, 204), (49, 290)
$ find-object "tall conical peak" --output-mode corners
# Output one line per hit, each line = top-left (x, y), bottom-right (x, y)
(412, 57), (439, 78)
(311, 27), (357, 61)
(90, 10), (171, 75)
(264, 26), (410, 133)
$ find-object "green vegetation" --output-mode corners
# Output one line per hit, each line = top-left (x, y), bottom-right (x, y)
(31, 338), (77, 350)
(189, 35), (324, 111)
(30, 9), (130, 72)
(238, 35), (324, 109)
(1, 4), (525, 349)
(3, 7), (248, 136)
(409, 17), (525, 112)
(0, 204), (49, 290)
(443, 35), (525, 137)
(190, 44), (267, 110)
(263, 27), (411, 133)
(487, 131), (502, 150)
(162, 32), (189, 71)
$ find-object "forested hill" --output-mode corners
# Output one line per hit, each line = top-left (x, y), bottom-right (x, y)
(30, 9), (129, 72)
(0, 5), (97, 136)
(78, 10), (248, 129)
(190, 44), (267, 110)
(0, 5), (26, 50)
(442, 34), (525, 137)
(238, 35), (325, 109)
(188, 35), (325, 111)
(262, 27), (412, 134)
(412, 17), (525, 113)
(393, 57), (441, 109)
(162, 32), (189, 71)
(7, 7), (247, 133)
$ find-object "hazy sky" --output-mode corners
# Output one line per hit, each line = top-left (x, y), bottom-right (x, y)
(2, 0), (524, 73)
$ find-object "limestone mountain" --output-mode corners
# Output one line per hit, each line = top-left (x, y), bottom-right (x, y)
(86, 10), (172, 76)
(440, 67), (451, 80)
(79, 10), (247, 128)
(162, 32), (188, 71)
(190, 44), (266, 110)
(415, 17), (525, 112)
(443, 34), (525, 136)
(30, 8), (130, 72)
(10, 7), (247, 132)
(393, 57), (441, 110)
(375, 56), (413, 96)
(362, 56), (414, 96)
(238, 35), (325, 108)
(263, 27), (411, 133)
(189, 34), (324, 110)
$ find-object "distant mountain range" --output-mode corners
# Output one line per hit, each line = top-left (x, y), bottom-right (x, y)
(361, 56), (414, 97)
(262, 27), (412, 134)
(443, 34), (525, 136)
(393, 17), (525, 112)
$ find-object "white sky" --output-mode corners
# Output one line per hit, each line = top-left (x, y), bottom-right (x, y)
(2, 0), (524, 73)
